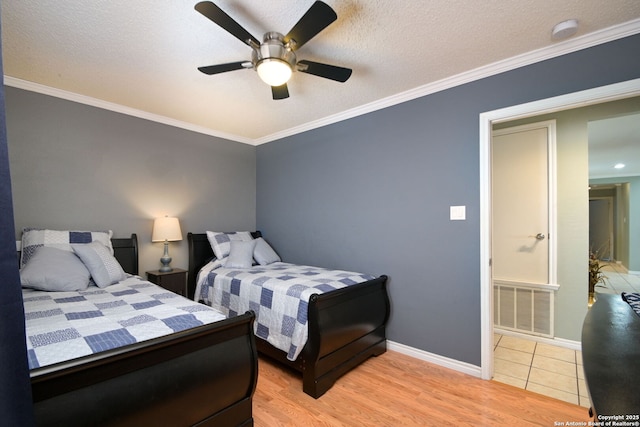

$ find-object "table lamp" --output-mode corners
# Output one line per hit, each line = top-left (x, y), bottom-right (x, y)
(151, 216), (182, 272)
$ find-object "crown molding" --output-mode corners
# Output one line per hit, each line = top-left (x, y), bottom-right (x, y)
(2, 76), (253, 145)
(254, 17), (640, 145)
(5, 17), (640, 146)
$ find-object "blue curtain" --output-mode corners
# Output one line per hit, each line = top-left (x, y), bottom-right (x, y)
(0, 12), (35, 426)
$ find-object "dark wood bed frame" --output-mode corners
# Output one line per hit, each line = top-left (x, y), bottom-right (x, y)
(187, 231), (390, 399)
(28, 234), (259, 427)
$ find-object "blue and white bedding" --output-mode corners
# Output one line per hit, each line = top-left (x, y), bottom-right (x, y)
(24, 275), (226, 369)
(622, 292), (640, 317)
(195, 261), (374, 361)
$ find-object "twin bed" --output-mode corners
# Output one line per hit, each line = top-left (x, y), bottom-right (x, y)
(21, 231), (257, 427)
(187, 231), (390, 399)
(20, 228), (390, 425)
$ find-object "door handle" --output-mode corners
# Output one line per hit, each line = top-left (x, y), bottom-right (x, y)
(535, 233), (545, 240)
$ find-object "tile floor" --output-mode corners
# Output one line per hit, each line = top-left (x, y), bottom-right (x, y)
(595, 261), (640, 294)
(492, 334), (590, 408)
(492, 262), (640, 408)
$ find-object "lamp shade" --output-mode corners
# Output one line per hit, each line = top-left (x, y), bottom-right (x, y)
(151, 217), (182, 242)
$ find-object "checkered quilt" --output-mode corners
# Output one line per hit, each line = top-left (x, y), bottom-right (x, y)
(197, 262), (374, 361)
(622, 292), (640, 317)
(24, 276), (226, 369)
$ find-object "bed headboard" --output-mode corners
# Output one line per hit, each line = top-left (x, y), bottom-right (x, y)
(112, 234), (139, 276)
(187, 231), (261, 300)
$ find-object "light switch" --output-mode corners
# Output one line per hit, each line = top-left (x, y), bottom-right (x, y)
(450, 205), (466, 221)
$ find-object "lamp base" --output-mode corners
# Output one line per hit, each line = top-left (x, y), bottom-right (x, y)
(159, 241), (173, 272)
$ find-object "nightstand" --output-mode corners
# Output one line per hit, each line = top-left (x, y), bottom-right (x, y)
(146, 268), (188, 297)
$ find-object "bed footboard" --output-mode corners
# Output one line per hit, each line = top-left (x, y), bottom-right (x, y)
(303, 275), (390, 398)
(31, 312), (258, 427)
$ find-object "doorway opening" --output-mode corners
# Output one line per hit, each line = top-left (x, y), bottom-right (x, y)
(492, 121), (558, 338)
(479, 77), (640, 382)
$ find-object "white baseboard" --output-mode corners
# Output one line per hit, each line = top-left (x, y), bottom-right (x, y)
(494, 328), (582, 351)
(387, 340), (482, 378)
(386, 331), (581, 381)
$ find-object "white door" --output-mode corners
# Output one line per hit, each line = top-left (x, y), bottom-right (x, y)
(492, 121), (557, 337)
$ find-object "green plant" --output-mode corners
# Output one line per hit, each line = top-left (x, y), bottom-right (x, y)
(588, 251), (607, 294)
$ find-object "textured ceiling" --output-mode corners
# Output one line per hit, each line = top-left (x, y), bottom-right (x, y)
(3, 1), (640, 145)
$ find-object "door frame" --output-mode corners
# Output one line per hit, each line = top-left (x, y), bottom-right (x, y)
(491, 121), (558, 340)
(478, 78), (640, 380)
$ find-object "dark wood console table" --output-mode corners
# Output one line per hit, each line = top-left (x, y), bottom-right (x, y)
(581, 293), (640, 418)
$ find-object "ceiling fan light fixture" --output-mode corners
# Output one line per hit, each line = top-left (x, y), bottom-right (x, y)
(256, 58), (292, 86)
(195, 2), (350, 99)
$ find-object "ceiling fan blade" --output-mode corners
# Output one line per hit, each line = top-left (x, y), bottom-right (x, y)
(195, 1), (260, 47)
(271, 84), (289, 100)
(284, 1), (337, 50)
(198, 61), (247, 75)
(297, 60), (352, 82)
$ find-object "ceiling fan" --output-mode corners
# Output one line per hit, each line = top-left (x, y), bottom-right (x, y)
(195, 1), (352, 100)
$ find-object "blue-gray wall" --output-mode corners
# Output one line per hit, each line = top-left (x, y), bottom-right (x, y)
(256, 34), (640, 366)
(6, 87), (256, 276)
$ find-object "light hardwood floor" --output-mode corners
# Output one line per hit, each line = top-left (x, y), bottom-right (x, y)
(253, 350), (591, 426)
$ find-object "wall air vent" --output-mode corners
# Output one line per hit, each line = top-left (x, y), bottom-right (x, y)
(494, 281), (553, 337)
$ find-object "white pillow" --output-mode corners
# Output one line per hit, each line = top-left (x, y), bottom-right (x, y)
(73, 241), (127, 288)
(20, 228), (114, 269)
(20, 246), (91, 292)
(253, 237), (281, 265)
(206, 231), (253, 259)
(226, 240), (257, 269)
